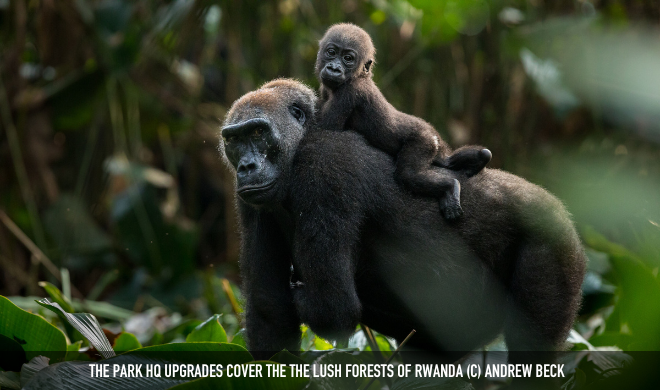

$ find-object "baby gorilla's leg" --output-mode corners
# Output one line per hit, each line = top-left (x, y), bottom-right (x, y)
(395, 134), (463, 220)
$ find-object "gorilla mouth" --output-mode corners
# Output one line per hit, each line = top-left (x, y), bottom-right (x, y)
(237, 181), (277, 195)
(321, 74), (344, 89)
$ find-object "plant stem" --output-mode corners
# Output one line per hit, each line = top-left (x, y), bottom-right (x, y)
(0, 76), (47, 252)
(0, 210), (60, 281)
(221, 278), (243, 316)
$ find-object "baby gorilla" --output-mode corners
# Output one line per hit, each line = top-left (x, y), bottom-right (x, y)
(316, 23), (491, 219)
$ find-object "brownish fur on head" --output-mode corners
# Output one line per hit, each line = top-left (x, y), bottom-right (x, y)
(220, 79), (317, 205)
(315, 23), (376, 86)
(224, 78), (317, 127)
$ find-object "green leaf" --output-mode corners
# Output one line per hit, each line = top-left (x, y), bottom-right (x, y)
(24, 343), (254, 390)
(113, 332), (142, 352)
(269, 350), (305, 366)
(64, 341), (89, 361)
(168, 362), (308, 390)
(133, 342), (251, 354)
(36, 298), (115, 359)
(66, 340), (82, 352)
(0, 295), (67, 363)
(163, 318), (203, 343)
(365, 335), (394, 352)
(588, 332), (633, 350)
(231, 328), (247, 348)
(8, 297), (133, 322)
(300, 326), (315, 351)
(73, 300), (133, 321)
(313, 337), (333, 351)
(39, 282), (75, 313)
(186, 314), (227, 343)
(37, 282), (81, 342)
(584, 227), (660, 349)
(7, 296), (49, 313)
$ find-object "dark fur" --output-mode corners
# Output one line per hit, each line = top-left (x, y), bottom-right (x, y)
(221, 80), (586, 363)
(315, 24), (492, 220)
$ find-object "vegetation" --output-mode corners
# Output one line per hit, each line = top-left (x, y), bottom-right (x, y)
(1, 0), (660, 389)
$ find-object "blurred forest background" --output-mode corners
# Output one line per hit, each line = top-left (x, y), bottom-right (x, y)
(1, 0), (660, 355)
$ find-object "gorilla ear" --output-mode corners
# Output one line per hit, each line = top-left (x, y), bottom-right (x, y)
(364, 59), (373, 73)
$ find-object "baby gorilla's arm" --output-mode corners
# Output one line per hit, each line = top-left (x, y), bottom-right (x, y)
(318, 85), (357, 131)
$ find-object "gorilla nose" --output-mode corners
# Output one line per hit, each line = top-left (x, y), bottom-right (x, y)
(325, 64), (341, 75)
(237, 159), (260, 176)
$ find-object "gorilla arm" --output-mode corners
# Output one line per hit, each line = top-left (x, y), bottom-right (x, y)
(238, 204), (301, 354)
(288, 136), (367, 341)
(289, 199), (363, 340)
(317, 83), (358, 132)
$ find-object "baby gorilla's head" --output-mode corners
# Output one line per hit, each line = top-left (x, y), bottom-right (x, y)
(315, 23), (375, 89)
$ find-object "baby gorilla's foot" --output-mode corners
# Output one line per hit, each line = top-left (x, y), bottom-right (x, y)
(475, 148), (492, 174)
(440, 179), (463, 220)
(443, 148), (492, 177)
(462, 148), (492, 177)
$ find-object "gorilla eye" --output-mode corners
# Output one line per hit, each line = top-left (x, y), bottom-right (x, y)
(252, 127), (264, 137)
(326, 48), (336, 56)
(289, 105), (306, 124)
(224, 135), (235, 144)
(343, 55), (354, 62)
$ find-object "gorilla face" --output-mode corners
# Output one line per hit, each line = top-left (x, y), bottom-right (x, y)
(221, 79), (316, 206)
(318, 43), (358, 88)
(315, 23), (375, 90)
(222, 117), (282, 205)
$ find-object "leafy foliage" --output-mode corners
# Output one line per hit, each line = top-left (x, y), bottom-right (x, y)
(0, 296), (67, 364)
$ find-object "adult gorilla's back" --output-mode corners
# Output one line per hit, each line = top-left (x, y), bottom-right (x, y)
(293, 129), (585, 352)
(220, 79), (586, 357)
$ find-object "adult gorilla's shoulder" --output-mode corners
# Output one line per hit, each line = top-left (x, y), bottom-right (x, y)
(292, 130), (402, 216)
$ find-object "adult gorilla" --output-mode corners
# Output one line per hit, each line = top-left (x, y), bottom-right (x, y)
(220, 79), (585, 359)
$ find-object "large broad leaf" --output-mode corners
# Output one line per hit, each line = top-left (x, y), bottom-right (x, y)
(168, 362), (308, 390)
(23, 342), (253, 390)
(36, 298), (116, 359)
(186, 314), (227, 343)
(0, 295), (67, 363)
